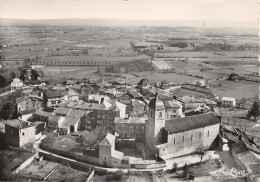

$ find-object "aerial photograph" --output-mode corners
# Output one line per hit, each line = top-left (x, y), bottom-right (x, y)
(0, 0), (259, 181)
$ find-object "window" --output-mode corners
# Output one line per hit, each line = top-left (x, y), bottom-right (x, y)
(150, 110), (153, 116)
(199, 132), (202, 139)
(191, 134), (193, 142)
(130, 126), (133, 130)
(119, 126), (121, 130)
(103, 155), (107, 160)
(207, 130), (209, 137)
(159, 112), (162, 118)
(174, 138), (175, 145)
(22, 132), (24, 136)
(183, 136), (184, 142)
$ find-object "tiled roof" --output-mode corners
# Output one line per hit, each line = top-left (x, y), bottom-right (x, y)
(67, 108), (87, 117)
(112, 150), (124, 160)
(20, 109), (37, 115)
(46, 91), (66, 98)
(99, 133), (115, 146)
(60, 116), (80, 128)
(16, 96), (30, 103)
(34, 109), (53, 117)
(55, 107), (71, 115)
(114, 117), (145, 124)
(164, 100), (182, 108)
(49, 115), (62, 122)
(148, 95), (165, 109)
(4, 119), (33, 129)
(165, 113), (220, 134)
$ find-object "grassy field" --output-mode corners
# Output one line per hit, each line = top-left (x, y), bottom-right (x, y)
(209, 80), (258, 99)
(47, 164), (92, 182)
(128, 72), (199, 84)
(36, 66), (99, 81)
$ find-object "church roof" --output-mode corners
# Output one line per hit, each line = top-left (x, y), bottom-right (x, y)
(148, 95), (165, 109)
(165, 113), (220, 134)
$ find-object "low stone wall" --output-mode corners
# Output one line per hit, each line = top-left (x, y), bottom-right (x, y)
(40, 145), (100, 166)
(134, 161), (166, 169)
(12, 152), (39, 174)
(39, 152), (95, 179)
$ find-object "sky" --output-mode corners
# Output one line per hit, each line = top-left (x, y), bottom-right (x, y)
(0, 0), (258, 23)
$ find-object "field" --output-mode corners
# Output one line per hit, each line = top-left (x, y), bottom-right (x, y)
(36, 66), (99, 82)
(209, 80), (258, 99)
(0, 150), (34, 171)
(47, 164), (92, 182)
(19, 160), (59, 180)
(128, 72), (199, 84)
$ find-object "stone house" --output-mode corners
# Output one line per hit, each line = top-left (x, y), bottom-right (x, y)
(33, 108), (53, 125)
(98, 133), (124, 167)
(221, 97), (236, 107)
(17, 96), (43, 113)
(48, 115), (80, 135)
(114, 117), (146, 139)
(4, 119), (45, 147)
(11, 78), (23, 90)
(45, 91), (67, 108)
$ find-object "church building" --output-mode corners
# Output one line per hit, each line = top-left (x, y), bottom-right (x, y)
(145, 94), (220, 159)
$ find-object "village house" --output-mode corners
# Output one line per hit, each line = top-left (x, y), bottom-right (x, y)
(61, 100), (126, 135)
(11, 78), (23, 90)
(145, 94), (220, 159)
(98, 133), (124, 167)
(221, 97), (236, 108)
(64, 89), (79, 101)
(4, 119), (45, 147)
(45, 90), (67, 108)
(237, 100), (253, 110)
(164, 100), (183, 119)
(33, 108), (53, 124)
(48, 115), (80, 135)
(16, 96), (44, 121)
(114, 117), (146, 139)
(88, 93), (110, 104)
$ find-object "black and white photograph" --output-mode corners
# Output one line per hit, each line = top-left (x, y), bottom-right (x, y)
(0, 0), (259, 181)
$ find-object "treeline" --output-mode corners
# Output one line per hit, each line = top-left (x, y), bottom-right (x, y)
(193, 43), (256, 52)
(103, 60), (154, 73)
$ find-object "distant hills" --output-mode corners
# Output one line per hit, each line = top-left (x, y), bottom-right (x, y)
(0, 18), (257, 28)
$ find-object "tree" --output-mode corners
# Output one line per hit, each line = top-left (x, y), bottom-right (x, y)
(1, 102), (12, 120)
(183, 163), (189, 178)
(0, 74), (6, 88)
(196, 147), (205, 164)
(248, 101), (259, 121)
(173, 162), (179, 172)
(9, 71), (16, 79)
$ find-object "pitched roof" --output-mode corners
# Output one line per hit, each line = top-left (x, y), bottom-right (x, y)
(60, 116), (80, 128)
(34, 109), (53, 117)
(165, 113), (220, 134)
(114, 117), (145, 124)
(4, 119), (34, 129)
(148, 95), (165, 109)
(164, 100), (182, 108)
(20, 109), (37, 115)
(67, 108), (87, 117)
(55, 107), (71, 115)
(99, 133), (115, 146)
(111, 150), (124, 160)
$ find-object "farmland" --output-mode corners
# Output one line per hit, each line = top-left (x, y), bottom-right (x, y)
(0, 23), (258, 100)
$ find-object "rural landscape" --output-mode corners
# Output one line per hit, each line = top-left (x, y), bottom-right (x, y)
(0, 0), (260, 181)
